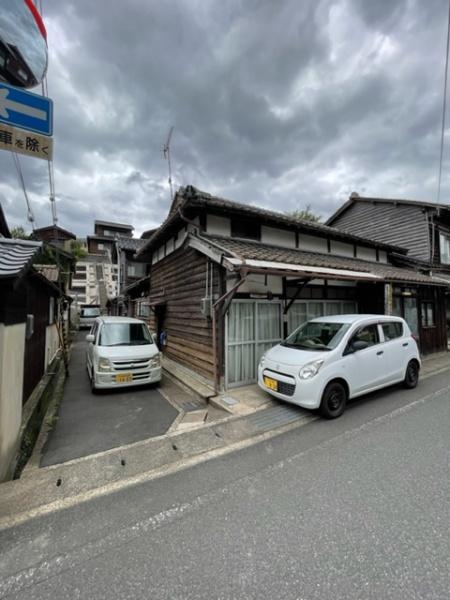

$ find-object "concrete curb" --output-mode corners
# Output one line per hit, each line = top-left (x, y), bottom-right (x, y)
(0, 405), (313, 531)
(21, 360), (67, 477)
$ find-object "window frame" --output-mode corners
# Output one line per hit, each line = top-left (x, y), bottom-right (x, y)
(380, 320), (404, 342)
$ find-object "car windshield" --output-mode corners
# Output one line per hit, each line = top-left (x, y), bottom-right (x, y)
(282, 321), (351, 351)
(81, 308), (101, 317)
(99, 323), (153, 346)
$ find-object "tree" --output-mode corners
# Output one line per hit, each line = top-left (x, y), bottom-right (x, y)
(288, 205), (322, 223)
(70, 239), (88, 260)
(10, 226), (31, 239)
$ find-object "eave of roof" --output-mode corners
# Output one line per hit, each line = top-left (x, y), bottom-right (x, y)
(191, 234), (447, 287)
(0, 238), (42, 279)
(326, 195), (450, 226)
(94, 220), (133, 230)
(33, 225), (76, 239)
(137, 186), (407, 258)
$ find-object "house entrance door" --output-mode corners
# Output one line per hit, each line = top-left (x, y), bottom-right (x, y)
(226, 300), (282, 387)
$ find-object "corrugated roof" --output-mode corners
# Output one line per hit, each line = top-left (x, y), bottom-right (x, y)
(196, 234), (446, 286)
(0, 238), (42, 279)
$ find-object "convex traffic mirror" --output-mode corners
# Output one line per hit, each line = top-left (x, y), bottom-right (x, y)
(0, 0), (48, 88)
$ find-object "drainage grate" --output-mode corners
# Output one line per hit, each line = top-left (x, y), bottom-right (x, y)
(247, 404), (308, 433)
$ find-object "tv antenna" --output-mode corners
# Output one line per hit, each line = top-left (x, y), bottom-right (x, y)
(163, 126), (174, 200)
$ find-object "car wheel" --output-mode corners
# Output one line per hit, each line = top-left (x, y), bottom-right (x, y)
(403, 360), (419, 389)
(319, 381), (347, 419)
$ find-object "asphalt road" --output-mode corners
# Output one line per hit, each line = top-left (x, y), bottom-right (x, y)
(1, 369), (450, 599)
(41, 332), (178, 466)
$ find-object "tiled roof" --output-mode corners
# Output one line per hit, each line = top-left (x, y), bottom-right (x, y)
(137, 186), (407, 257)
(198, 234), (446, 286)
(0, 238), (42, 279)
(116, 237), (147, 251)
(33, 225), (76, 240)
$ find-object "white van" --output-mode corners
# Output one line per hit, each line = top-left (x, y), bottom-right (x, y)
(86, 316), (161, 392)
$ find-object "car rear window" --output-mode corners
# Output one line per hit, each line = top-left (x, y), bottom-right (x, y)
(81, 308), (101, 317)
(382, 321), (403, 341)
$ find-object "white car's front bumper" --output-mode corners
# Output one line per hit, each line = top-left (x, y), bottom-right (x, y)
(94, 366), (162, 389)
(257, 361), (323, 409)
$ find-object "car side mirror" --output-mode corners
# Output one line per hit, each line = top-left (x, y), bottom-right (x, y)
(86, 334), (95, 343)
(344, 339), (369, 355)
(351, 340), (369, 352)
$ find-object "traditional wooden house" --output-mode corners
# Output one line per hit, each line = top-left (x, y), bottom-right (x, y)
(136, 186), (447, 394)
(327, 195), (450, 352)
(0, 205), (68, 480)
(33, 224), (76, 252)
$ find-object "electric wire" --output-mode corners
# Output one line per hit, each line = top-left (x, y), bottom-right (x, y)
(11, 152), (36, 229)
(437, 0), (450, 202)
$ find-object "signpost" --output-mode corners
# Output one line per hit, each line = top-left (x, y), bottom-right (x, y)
(0, 82), (52, 136)
(0, 123), (53, 161)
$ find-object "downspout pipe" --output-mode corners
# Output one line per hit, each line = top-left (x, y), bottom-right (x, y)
(212, 267), (249, 395)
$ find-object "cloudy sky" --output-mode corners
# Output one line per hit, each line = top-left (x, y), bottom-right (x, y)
(1, 0), (450, 236)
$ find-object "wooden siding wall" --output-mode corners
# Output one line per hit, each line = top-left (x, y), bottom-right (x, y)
(331, 202), (431, 262)
(419, 287), (447, 354)
(148, 247), (220, 381)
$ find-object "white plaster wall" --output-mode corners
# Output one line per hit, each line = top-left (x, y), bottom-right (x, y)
(206, 215), (231, 237)
(330, 240), (354, 258)
(298, 234), (328, 254)
(45, 324), (59, 370)
(378, 250), (388, 263)
(227, 274), (283, 295)
(261, 226), (296, 248)
(166, 238), (175, 255)
(357, 246), (377, 261)
(0, 323), (25, 482)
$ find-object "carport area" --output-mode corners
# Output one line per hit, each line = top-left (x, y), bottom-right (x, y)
(41, 332), (183, 466)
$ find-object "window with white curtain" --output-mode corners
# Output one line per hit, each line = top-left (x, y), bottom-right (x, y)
(227, 299), (358, 387)
(227, 301), (281, 386)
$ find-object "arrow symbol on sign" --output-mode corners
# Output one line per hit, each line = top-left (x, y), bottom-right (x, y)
(0, 88), (47, 121)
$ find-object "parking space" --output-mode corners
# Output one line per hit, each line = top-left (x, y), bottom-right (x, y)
(41, 333), (179, 467)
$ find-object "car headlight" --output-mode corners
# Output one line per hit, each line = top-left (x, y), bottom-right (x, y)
(149, 354), (161, 368)
(98, 357), (112, 372)
(299, 359), (324, 380)
(259, 353), (266, 366)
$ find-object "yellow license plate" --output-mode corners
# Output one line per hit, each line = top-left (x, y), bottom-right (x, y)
(116, 373), (133, 384)
(264, 376), (278, 391)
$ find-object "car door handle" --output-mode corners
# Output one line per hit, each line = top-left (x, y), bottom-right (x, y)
(402, 342), (408, 347)
(376, 350), (384, 356)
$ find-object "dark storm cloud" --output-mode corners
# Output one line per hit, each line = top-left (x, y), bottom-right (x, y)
(1, 0), (450, 236)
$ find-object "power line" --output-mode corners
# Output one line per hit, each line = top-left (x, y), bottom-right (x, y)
(11, 152), (36, 229)
(437, 0), (450, 203)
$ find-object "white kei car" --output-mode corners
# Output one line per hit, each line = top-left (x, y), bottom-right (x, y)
(258, 314), (420, 419)
(86, 316), (161, 392)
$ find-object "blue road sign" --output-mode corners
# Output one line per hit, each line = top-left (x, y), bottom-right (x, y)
(0, 82), (52, 136)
